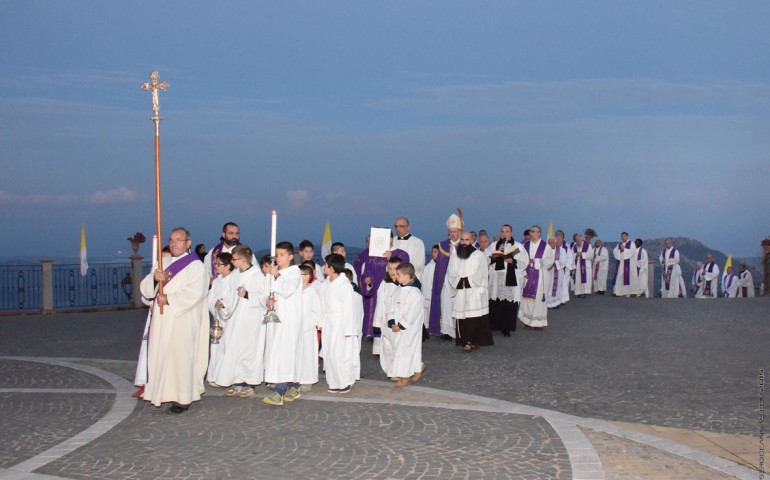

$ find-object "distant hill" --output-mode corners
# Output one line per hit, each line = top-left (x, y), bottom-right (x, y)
(605, 237), (762, 291)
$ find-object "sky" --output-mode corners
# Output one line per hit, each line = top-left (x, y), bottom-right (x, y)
(2, 1), (769, 259)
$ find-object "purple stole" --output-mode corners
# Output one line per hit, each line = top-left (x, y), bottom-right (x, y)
(663, 248), (677, 290)
(702, 262), (715, 296)
(209, 242), (225, 277)
(593, 246), (602, 280)
(551, 247), (561, 297)
(739, 272), (748, 297)
(724, 274), (735, 297)
(522, 240), (547, 301)
(612, 241), (632, 286)
(428, 239), (454, 335)
(574, 242), (589, 283)
(166, 252), (201, 284)
(636, 248), (642, 274)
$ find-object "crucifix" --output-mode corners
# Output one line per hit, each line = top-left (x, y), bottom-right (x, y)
(141, 71), (169, 312)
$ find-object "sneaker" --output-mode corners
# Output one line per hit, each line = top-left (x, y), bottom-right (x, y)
(337, 385), (352, 394)
(283, 387), (301, 403)
(300, 384), (312, 393)
(237, 386), (256, 398)
(262, 392), (284, 406)
(327, 387), (340, 393)
(225, 385), (244, 397)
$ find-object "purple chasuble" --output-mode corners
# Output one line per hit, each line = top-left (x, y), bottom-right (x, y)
(428, 239), (453, 335)
(612, 241), (632, 286)
(358, 248), (409, 337)
(522, 240), (547, 301)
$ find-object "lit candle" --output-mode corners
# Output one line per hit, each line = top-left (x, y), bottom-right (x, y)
(270, 210), (277, 257)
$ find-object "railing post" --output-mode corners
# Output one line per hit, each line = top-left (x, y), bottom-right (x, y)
(130, 254), (144, 308)
(40, 259), (54, 313)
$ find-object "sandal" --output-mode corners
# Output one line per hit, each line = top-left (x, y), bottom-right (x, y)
(463, 343), (473, 352)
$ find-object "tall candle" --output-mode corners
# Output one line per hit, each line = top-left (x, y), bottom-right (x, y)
(270, 210), (277, 257)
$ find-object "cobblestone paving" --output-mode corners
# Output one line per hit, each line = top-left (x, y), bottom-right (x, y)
(0, 392), (112, 468)
(358, 297), (769, 435)
(0, 359), (111, 389)
(38, 398), (571, 480)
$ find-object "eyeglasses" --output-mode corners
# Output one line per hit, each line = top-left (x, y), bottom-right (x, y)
(232, 257), (243, 262)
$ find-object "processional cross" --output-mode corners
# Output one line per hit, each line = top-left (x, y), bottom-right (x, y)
(141, 71), (169, 311)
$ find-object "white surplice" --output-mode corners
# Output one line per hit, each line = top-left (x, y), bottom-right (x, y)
(446, 249), (489, 319)
(298, 283), (322, 385)
(263, 265), (304, 385)
(571, 242), (594, 296)
(206, 270), (240, 382)
(593, 245), (609, 293)
(612, 241), (637, 296)
(321, 275), (359, 390)
(635, 248), (649, 298)
(659, 247), (682, 298)
(518, 240), (555, 328)
(420, 259), (435, 328)
(736, 270), (755, 297)
(380, 283), (423, 379)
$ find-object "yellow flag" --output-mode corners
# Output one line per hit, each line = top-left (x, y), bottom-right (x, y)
(724, 254), (732, 272)
(321, 221), (332, 258)
(547, 220), (553, 240)
(80, 225), (88, 276)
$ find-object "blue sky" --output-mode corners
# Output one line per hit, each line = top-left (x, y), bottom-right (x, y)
(2, 1), (769, 259)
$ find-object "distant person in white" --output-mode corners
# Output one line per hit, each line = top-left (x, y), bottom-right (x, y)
(634, 239), (649, 298)
(592, 239), (609, 294)
(392, 216), (426, 280)
(612, 232), (637, 297)
(721, 266), (738, 298)
(735, 263), (755, 298)
(659, 239), (682, 298)
(695, 254), (720, 298)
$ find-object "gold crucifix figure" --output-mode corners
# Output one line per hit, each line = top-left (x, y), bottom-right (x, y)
(140, 70), (169, 121)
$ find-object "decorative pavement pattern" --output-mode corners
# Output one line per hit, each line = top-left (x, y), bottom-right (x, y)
(0, 296), (767, 479)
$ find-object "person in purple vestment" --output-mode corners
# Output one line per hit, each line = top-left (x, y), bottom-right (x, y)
(203, 222), (241, 285)
(430, 213), (463, 339)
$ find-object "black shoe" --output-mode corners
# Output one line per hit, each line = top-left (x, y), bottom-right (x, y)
(502, 330), (511, 337)
(169, 403), (190, 414)
(440, 334), (453, 341)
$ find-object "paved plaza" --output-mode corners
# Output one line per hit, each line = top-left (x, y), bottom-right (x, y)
(0, 296), (767, 479)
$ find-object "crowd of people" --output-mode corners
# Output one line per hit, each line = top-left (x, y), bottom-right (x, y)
(132, 216), (757, 413)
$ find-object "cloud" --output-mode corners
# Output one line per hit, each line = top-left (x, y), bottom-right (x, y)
(286, 189), (309, 209)
(376, 78), (770, 118)
(0, 187), (142, 207)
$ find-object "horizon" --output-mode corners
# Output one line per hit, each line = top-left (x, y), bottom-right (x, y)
(2, 2), (769, 258)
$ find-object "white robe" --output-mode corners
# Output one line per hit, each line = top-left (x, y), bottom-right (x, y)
(393, 234), (426, 280)
(635, 248), (649, 298)
(736, 270), (755, 297)
(547, 245), (571, 308)
(420, 260), (435, 328)
(518, 240), (555, 328)
(206, 270), (240, 382)
(679, 275), (688, 298)
(659, 247), (682, 298)
(571, 242), (594, 296)
(263, 265), (303, 384)
(722, 273), (738, 298)
(139, 253), (209, 407)
(593, 245), (609, 293)
(446, 249), (489, 319)
(488, 241), (528, 303)
(380, 283), (423, 379)
(209, 266), (267, 386)
(612, 241), (637, 296)
(298, 284), (322, 385)
(695, 263), (720, 298)
(321, 275), (359, 390)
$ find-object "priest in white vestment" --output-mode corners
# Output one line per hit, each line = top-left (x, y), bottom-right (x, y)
(488, 225), (528, 336)
(571, 234), (593, 297)
(547, 230), (572, 307)
(392, 216), (426, 280)
(736, 264), (755, 297)
(634, 239), (650, 298)
(518, 226), (555, 329)
(446, 232), (494, 350)
(592, 239), (609, 294)
(722, 267), (738, 298)
(139, 227), (209, 413)
(612, 232), (637, 297)
(695, 254), (720, 298)
(659, 239), (682, 298)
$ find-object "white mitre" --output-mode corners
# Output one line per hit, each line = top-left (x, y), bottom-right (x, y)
(446, 213), (462, 230)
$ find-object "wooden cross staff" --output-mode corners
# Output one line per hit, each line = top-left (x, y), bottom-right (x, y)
(141, 71), (168, 312)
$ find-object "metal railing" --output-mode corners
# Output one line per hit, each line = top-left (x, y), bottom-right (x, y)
(0, 261), (151, 312)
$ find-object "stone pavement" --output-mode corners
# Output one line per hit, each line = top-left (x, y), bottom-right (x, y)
(0, 296), (767, 479)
